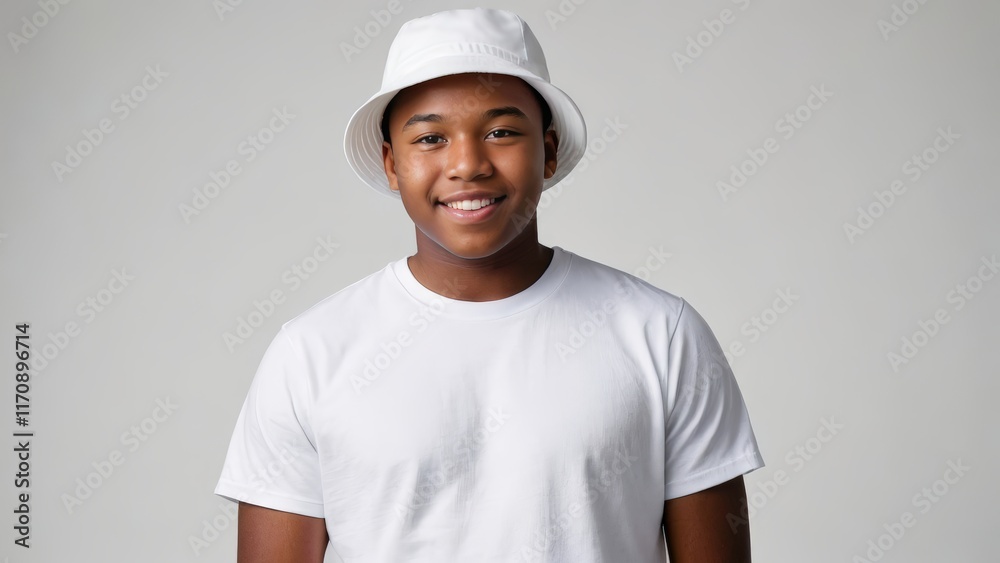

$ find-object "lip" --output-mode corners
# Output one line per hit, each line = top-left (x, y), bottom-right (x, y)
(437, 195), (506, 223)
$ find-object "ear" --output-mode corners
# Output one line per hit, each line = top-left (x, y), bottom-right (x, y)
(382, 141), (400, 193)
(542, 129), (559, 180)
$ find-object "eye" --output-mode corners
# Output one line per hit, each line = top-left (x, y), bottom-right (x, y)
(487, 129), (519, 139)
(416, 134), (445, 144)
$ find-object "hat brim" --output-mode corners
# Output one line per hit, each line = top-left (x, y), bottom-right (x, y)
(344, 62), (587, 200)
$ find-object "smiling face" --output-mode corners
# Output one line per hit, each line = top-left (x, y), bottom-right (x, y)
(381, 73), (559, 261)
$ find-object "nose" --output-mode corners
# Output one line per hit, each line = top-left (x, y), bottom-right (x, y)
(446, 134), (493, 182)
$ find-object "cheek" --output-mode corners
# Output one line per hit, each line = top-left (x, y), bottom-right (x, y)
(502, 149), (546, 194)
(395, 152), (439, 182)
(500, 143), (545, 178)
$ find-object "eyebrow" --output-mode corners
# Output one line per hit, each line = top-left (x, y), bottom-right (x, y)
(400, 113), (441, 131)
(482, 106), (529, 122)
(400, 106), (529, 131)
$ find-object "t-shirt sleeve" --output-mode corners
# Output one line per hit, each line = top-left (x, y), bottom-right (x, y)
(662, 299), (765, 500)
(214, 328), (325, 517)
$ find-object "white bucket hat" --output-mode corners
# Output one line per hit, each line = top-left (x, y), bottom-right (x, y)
(343, 8), (588, 200)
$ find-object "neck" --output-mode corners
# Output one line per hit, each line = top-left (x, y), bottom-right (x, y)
(407, 225), (554, 302)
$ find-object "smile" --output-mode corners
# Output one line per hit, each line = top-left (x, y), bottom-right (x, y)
(438, 195), (507, 222)
(442, 197), (503, 210)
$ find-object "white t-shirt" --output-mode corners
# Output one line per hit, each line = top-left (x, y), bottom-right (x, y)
(215, 246), (764, 562)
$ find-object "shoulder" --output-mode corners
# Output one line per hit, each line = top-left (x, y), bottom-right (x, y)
(558, 246), (687, 322)
(278, 258), (401, 344)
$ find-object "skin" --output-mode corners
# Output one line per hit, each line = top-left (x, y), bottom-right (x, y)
(662, 476), (752, 562)
(237, 503), (328, 563)
(237, 72), (752, 562)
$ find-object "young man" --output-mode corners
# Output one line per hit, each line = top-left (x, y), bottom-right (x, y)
(215, 8), (764, 562)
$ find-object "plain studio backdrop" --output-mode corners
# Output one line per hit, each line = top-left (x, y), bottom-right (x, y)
(1, 0), (997, 561)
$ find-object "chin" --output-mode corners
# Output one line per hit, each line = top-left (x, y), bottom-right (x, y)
(434, 235), (512, 261)
(444, 242), (504, 261)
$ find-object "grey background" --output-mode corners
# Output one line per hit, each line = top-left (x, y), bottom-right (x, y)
(1, 0), (997, 561)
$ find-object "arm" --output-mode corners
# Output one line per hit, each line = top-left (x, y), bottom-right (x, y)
(238, 502), (329, 563)
(661, 475), (751, 563)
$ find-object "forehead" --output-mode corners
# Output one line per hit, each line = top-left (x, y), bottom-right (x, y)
(389, 73), (539, 118)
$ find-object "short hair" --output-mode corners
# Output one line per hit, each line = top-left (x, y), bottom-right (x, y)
(380, 80), (553, 145)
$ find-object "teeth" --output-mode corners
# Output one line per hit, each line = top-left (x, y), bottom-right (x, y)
(446, 198), (497, 210)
